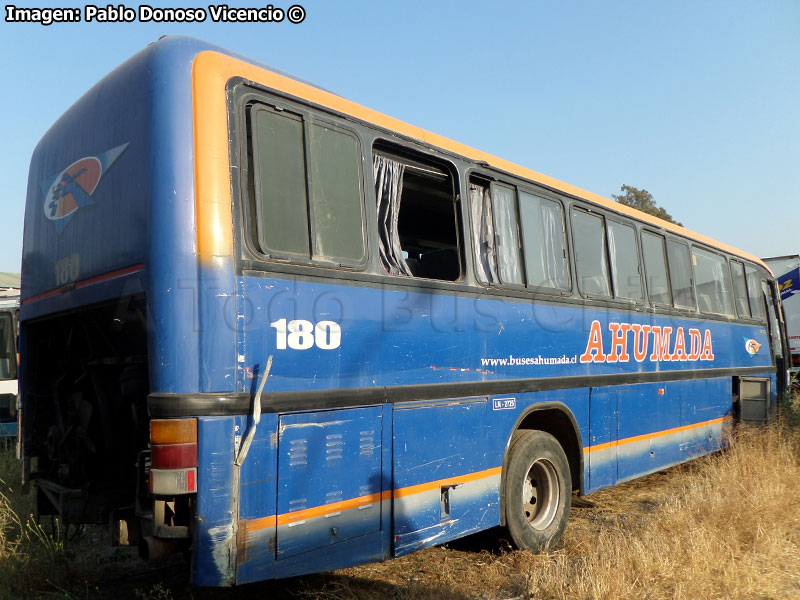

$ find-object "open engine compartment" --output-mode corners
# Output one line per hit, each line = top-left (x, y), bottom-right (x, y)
(21, 295), (150, 526)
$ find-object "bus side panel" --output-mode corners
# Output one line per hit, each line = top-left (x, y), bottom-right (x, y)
(192, 416), (236, 587)
(275, 407), (383, 560)
(235, 412), (279, 585)
(682, 378), (730, 455)
(392, 398), (497, 556)
(239, 276), (773, 394)
(272, 406), (386, 580)
(587, 387), (618, 492)
(616, 383), (683, 482)
(236, 407), (391, 584)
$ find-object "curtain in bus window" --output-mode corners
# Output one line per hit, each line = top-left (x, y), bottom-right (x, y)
(373, 154), (412, 276)
(491, 184), (523, 285)
(607, 221), (642, 301)
(470, 183), (498, 284)
(521, 193), (569, 290)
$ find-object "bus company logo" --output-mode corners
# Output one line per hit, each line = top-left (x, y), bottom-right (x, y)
(579, 320), (715, 364)
(41, 143), (129, 232)
(744, 338), (761, 357)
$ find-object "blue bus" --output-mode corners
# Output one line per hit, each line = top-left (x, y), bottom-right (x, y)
(19, 37), (789, 586)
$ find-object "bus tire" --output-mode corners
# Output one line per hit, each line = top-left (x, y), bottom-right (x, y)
(504, 430), (571, 552)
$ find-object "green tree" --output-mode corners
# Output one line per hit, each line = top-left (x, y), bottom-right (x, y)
(612, 185), (682, 226)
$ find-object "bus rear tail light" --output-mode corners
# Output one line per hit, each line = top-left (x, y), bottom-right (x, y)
(792, 354), (799, 368)
(151, 443), (197, 469)
(150, 418), (197, 495)
(151, 418), (197, 444)
(150, 467), (196, 494)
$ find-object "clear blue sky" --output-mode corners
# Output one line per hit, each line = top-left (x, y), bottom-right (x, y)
(1, 1), (798, 273)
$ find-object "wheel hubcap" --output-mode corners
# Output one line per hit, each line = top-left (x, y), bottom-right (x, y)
(522, 458), (559, 530)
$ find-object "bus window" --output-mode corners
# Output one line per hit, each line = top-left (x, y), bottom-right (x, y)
(572, 209), (611, 297)
(252, 106), (308, 256)
(374, 151), (461, 280)
(249, 105), (365, 263)
(490, 183), (523, 286)
(763, 280), (784, 361)
(641, 231), (671, 305)
(518, 192), (570, 291)
(667, 240), (696, 309)
(745, 265), (766, 320)
(472, 182), (570, 292)
(692, 247), (734, 316)
(470, 180), (498, 284)
(309, 124), (365, 262)
(607, 220), (642, 301)
(730, 260), (751, 318)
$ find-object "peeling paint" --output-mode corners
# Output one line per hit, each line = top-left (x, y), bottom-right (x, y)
(280, 420), (348, 432)
(207, 522), (237, 586)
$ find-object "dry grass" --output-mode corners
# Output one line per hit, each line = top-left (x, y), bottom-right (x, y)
(3, 400), (800, 599)
(327, 419), (800, 600)
(519, 425), (800, 599)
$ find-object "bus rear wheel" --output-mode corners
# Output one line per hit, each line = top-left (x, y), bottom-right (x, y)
(504, 430), (571, 552)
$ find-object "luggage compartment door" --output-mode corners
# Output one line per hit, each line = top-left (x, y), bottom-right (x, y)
(276, 406), (383, 560)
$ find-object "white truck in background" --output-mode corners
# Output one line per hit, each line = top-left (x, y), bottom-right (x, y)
(763, 255), (800, 382)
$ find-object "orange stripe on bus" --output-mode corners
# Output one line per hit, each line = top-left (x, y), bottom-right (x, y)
(244, 514), (277, 533)
(242, 417), (730, 528)
(392, 466), (503, 499)
(583, 416), (731, 454)
(191, 50), (766, 271)
(276, 491), (389, 526)
(241, 467), (501, 530)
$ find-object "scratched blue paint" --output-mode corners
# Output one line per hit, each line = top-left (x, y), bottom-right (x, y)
(192, 416), (236, 587)
(235, 412), (278, 585)
(392, 399), (493, 554)
(379, 403), (394, 560)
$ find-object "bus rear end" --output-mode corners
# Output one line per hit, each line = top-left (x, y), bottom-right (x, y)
(19, 38), (203, 550)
